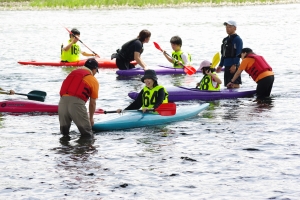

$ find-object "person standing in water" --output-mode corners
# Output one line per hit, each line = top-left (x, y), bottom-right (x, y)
(216, 20), (243, 88)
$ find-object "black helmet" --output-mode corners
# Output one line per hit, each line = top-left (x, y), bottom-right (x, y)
(85, 58), (99, 73)
(141, 69), (157, 83)
(71, 28), (80, 35)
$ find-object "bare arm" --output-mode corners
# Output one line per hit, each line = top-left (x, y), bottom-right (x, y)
(209, 72), (222, 84)
(82, 51), (99, 57)
(89, 98), (96, 126)
(226, 69), (243, 87)
(134, 52), (147, 70)
(163, 51), (174, 64)
(62, 38), (78, 51)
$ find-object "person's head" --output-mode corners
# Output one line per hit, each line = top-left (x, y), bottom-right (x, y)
(199, 60), (213, 74)
(70, 28), (80, 38)
(84, 58), (99, 75)
(223, 20), (237, 35)
(238, 47), (254, 59)
(138, 29), (151, 43)
(170, 36), (182, 51)
(141, 69), (158, 88)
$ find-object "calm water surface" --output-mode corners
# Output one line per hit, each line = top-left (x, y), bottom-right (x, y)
(0, 4), (300, 199)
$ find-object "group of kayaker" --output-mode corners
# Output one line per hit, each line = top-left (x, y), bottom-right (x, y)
(56, 19), (275, 138)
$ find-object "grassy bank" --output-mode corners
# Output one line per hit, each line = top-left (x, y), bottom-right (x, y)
(0, 0), (299, 9)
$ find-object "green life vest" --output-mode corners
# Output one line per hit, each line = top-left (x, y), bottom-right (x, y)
(61, 40), (81, 62)
(199, 72), (221, 91)
(142, 85), (168, 109)
(171, 50), (192, 68)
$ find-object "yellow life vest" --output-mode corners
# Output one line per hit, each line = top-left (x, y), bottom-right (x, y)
(199, 72), (220, 91)
(61, 40), (81, 62)
(171, 50), (192, 68)
(142, 85), (168, 109)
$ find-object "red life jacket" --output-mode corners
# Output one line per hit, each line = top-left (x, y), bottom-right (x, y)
(245, 54), (272, 81)
(60, 69), (92, 102)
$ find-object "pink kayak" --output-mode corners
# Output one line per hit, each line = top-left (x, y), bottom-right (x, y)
(0, 100), (58, 113)
(0, 100), (104, 114)
(18, 58), (137, 68)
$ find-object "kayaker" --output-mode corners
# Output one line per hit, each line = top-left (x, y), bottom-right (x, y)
(161, 35), (191, 68)
(0, 88), (15, 95)
(196, 60), (222, 91)
(58, 58), (100, 138)
(111, 29), (151, 70)
(116, 69), (168, 113)
(61, 28), (99, 62)
(227, 48), (274, 100)
(216, 20), (243, 88)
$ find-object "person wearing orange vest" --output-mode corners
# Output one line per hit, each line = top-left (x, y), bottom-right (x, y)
(227, 48), (274, 100)
(58, 58), (99, 137)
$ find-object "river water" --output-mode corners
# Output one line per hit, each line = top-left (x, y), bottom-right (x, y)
(0, 3), (300, 200)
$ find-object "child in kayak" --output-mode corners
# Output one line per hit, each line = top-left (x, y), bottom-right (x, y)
(61, 28), (99, 62)
(196, 60), (222, 91)
(117, 69), (168, 113)
(162, 36), (191, 68)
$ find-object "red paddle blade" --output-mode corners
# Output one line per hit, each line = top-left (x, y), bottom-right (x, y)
(184, 65), (197, 75)
(155, 103), (176, 116)
(153, 42), (163, 51)
(95, 108), (105, 114)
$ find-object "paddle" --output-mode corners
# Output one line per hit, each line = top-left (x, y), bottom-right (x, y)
(153, 42), (196, 75)
(62, 26), (99, 57)
(96, 103), (177, 116)
(211, 52), (221, 69)
(0, 90), (46, 102)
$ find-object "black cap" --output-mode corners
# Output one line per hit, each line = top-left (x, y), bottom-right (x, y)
(71, 28), (80, 35)
(85, 58), (99, 73)
(141, 69), (158, 83)
(238, 47), (253, 58)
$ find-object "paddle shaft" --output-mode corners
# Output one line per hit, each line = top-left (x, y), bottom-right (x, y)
(63, 26), (98, 56)
(103, 109), (155, 114)
(98, 103), (177, 116)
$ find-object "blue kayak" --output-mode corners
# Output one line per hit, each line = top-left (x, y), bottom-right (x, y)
(128, 86), (256, 101)
(92, 103), (209, 131)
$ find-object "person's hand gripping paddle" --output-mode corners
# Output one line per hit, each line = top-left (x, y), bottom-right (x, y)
(153, 42), (196, 75)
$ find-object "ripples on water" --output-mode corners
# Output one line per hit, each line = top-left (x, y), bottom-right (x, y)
(1, 3), (300, 199)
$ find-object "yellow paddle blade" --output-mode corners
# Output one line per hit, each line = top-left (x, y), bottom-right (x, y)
(211, 52), (220, 69)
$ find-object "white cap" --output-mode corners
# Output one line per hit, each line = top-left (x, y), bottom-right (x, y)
(199, 60), (211, 70)
(224, 20), (237, 27)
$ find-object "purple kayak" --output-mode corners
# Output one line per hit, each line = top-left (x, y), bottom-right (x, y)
(128, 86), (256, 101)
(116, 65), (202, 76)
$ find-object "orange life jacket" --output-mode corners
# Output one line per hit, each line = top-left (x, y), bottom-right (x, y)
(60, 69), (92, 102)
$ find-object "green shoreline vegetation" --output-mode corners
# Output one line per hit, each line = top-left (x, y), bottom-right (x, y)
(0, 0), (299, 9)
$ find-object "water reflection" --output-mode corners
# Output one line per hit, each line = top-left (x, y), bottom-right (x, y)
(136, 127), (176, 154)
(57, 134), (97, 155)
(61, 67), (77, 75)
